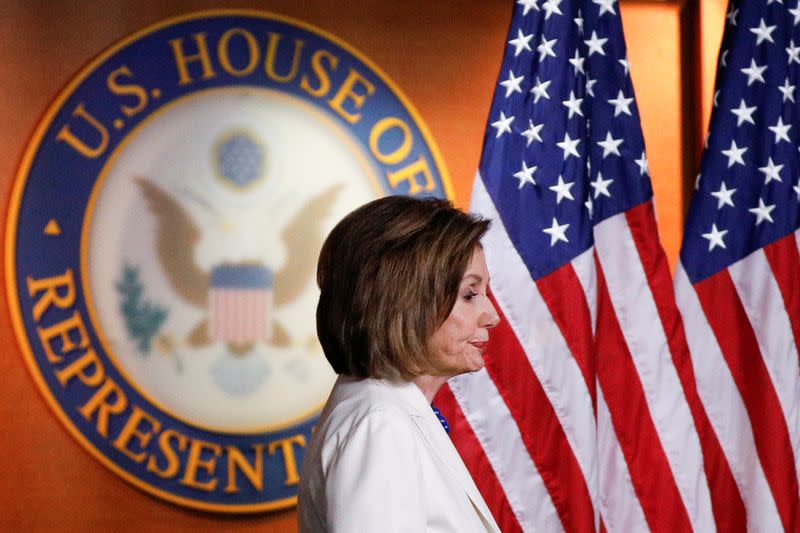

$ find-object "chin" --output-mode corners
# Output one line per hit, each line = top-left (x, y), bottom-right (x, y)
(463, 358), (485, 374)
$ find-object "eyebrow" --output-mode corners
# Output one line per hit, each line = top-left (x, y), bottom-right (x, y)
(463, 274), (487, 284)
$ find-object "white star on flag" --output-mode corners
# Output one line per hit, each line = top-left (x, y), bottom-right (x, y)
(586, 77), (597, 96)
(584, 196), (593, 218)
(584, 31), (608, 55)
(491, 111), (514, 138)
(517, 0), (539, 15)
(557, 132), (581, 159)
(538, 35), (558, 61)
(779, 77), (796, 102)
(730, 98), (757, 126)
(794, 178), (800, 199)
(791, 3), (800, 24)
(768, 117), (791, 143)
(710, 181), (736, 209)
(513, 161), (537, 189)
(508, 29), (534, 56)
(619, 57), (630, 75)
(542, 217), (569, 246)
(531, 77), (552, 102)
(549, 175), (575, 204)
(727, 6), (739, 26)
(521, 120), (544, 146)
(542, 0), (563, 20)
(591, 172), (613, 198)
(597, 131), (623, 157)
(721, 139), (747, 167)
(750, 18), (777, 45)
(499, 70), (524, 97)
(569, 50), (586, 75)
(787, 39), (800, 63)
(748, 198), (776, 225)
(574, 10), (584, 34)
(741, 59), (767, 85)
(608, 90), (634, 116)
(702, 223), (728, 250)
(593, 0), (617, 17)
(758, 157), (783, 183)
(634, 151), (649, 175)
(562, 90), (584, 118)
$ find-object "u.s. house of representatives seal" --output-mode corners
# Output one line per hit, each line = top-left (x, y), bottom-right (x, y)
(6, 10), (451, 513)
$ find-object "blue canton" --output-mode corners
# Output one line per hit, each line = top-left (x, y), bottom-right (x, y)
(480, 0), (652, 281)
(681, 0), (800, 283)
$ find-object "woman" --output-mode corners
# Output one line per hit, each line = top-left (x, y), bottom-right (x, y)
(298, 195), (501, 532)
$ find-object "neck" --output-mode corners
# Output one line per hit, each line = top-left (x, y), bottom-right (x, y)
(411, 374), (449, 403)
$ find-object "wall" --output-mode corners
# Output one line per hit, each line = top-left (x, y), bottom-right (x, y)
(0, 0), (719, 530)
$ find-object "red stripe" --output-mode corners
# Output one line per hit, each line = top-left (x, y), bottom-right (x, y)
(222, 291), (234, 342)
(435, 385), (522, 533)
(485, 290), (595, 532)
(625, 203), (745, 532)
(235, 290), (243, 343)
(763, 232), (800, 369)
(695, 270), (800, 532)
(249, 292), (257, 340)
(243, 291), (248, 341)
(230, 291), (238, 343)
(247, 292), (253, 340)
(594, 254), (693, 533)
(228, 291), (235, 343)
(536, 262), (596, 410)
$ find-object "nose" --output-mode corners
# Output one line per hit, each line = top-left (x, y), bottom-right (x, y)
(480, 296), (500, 329)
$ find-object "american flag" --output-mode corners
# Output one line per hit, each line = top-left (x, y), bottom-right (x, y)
(674, 1), (800, 531)
(435, 0), (723, 531)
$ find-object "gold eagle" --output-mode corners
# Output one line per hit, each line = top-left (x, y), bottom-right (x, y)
(136, 178), (342, 354)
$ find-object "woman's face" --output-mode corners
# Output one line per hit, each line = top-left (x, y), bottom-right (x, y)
(428, 247), (500, 376)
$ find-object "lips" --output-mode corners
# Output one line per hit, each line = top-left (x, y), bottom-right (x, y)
(469, 340), (488, 353)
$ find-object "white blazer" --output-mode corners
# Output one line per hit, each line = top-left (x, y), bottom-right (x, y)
(298, 375), (501, 533)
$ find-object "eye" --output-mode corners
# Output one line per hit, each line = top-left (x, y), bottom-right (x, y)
(463, 290), (479, 302)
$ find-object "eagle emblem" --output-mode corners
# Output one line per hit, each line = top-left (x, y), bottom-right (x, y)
(122, 131), (342, 395)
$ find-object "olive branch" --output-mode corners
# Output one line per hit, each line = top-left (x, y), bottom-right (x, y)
(116, 264), (168, 354)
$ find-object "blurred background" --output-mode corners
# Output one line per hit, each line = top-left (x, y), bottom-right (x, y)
(0, 0), (725, 530)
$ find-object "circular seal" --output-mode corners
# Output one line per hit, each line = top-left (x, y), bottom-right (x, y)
(6, 10), (451, 513)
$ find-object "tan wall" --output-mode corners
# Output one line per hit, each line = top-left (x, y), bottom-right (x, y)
(0, 1), (719, 530)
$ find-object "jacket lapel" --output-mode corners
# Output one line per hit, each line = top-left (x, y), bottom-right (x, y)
(383, 380), (501, 533)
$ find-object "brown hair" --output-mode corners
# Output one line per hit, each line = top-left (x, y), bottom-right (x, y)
(316, 195), (490, 380)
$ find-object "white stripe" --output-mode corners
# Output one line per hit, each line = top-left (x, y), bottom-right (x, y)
(728, 249), (800, 490)
(450, 370), (563, 533)
(674, 264), (783, 532)
(572, 247), (597, 335)
(595, 383), (649, 533)
(471, 175), (599, 514)
(595, 214), (715, 532)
